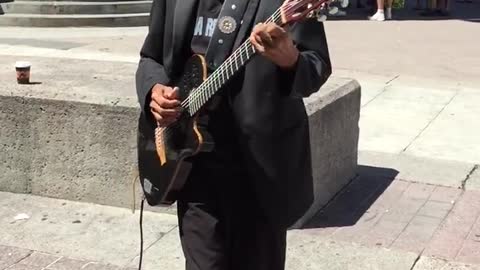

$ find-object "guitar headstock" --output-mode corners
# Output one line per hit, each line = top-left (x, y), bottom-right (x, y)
(280, 0), (330, 25)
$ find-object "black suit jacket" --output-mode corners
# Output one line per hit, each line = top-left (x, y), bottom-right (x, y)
(136, 0), (332, 228)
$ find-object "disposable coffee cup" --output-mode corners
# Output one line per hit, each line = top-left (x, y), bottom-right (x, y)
(15, 61), (31, 84)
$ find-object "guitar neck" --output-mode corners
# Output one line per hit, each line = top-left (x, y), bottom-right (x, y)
(187, 8), (283, 116)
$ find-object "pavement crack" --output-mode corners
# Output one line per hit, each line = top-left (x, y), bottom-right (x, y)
(385, 74), (400, 85)
(462, 164), (479, 190)
(361, 84), (390, 108)
(8, 249), (34, 269)
(401, 89), (460, 153)
(125, 225), (179, 267)
(409, 254), (422, 270)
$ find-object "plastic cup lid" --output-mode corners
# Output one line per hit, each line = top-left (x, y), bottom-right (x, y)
(15, 61), (31, 68)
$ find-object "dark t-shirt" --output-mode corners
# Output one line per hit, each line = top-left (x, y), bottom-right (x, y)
(190, 0), (245, 168)
(191, 0), (224, 55)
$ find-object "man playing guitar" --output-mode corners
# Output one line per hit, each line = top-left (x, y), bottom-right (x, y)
(135, 0), (332, 269)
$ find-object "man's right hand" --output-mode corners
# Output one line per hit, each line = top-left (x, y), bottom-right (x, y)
(150, 84), (182, 127)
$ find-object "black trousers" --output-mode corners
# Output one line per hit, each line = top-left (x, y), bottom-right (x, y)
(176, 153), (287, 270)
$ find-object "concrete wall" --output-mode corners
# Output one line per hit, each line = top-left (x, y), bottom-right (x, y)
(294, 78), (361, 228)
(0, 56), (360, 224)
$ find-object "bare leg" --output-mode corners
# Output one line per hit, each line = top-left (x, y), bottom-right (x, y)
(386, 0), (394, 19)
(378, 0), (385, 9)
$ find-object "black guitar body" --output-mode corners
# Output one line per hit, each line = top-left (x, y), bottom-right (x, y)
(144, 54), (214, 205)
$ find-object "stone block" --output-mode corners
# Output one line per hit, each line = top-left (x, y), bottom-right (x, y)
(0, 56), (360, 228)
(294, 77), (361, 227)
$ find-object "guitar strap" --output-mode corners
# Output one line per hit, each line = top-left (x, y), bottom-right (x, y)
(205, 0), (251, 70)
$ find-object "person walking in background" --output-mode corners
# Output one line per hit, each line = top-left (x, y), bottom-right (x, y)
(421, 0), (450, 16)
(369, 0), (394, 20)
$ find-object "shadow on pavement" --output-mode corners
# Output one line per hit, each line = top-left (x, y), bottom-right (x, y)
(303, 165), (399, 229)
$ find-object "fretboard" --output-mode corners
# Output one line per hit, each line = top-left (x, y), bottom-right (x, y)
(185, 7), (283, 116)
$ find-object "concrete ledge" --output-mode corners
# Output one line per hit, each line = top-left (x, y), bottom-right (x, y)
(0, 56), (140, 210)
(0, 56), (360, 225)
(294, 77), (361, 227)
(0, 13), (149, 27)
(2, 1), (152, 15)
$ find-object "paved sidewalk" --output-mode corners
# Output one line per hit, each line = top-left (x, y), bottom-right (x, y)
(2, 162), (480, 269)
(307, 169), (480, 265)
(0, 245), (136, 270)
(1, 6), (480, 270)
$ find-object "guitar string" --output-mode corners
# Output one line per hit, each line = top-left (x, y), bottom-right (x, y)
(182, 10), (279, 109)
(158, 6), (304, 139)
(158, 3), (317, 137)
(181, 1), (316, 111)
(156, 8), (282, 138)
(180, 9), (282, 109)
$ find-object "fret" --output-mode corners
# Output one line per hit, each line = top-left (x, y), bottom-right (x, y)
(201, 87), (207, 105)
(197, 89), (203, 111)
(214, 77), (221, 94)
(207, 80), (214, 96)
(242, 44), (249, 64)
(234, 54), (239, 71)
(229, 60), (234, 76)
(204, 82), (211, 98)
(216, 74), (222, 90)
(211, 81), (216, 96)
(223, 58), (230, 76)
(194, 90), (201, 110)
(205, 86), (211, 100)
(220, 68), (226, 85)
(246, 43), (252, 59)
(193, 97), (198, 114)
(188, 28), (264, 115)
(189, 100), (195, 116)
(239, 47), (245, 64)
(213, 77), (220, 92)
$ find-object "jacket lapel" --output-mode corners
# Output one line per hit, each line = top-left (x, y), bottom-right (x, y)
(172, 0), (199, 59)
(233, 0), (261, 49)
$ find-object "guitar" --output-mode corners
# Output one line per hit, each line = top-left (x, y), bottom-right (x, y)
(149, 0), (329, 205)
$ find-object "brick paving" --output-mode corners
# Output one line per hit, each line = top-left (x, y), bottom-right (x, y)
(1, 172), (479, 269)
(0, 246), (136, 270)
(306, 170), (480, 266)
(424, 190), (480, 264)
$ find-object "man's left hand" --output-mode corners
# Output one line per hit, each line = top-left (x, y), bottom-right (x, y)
(249, 22), (299, 69)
